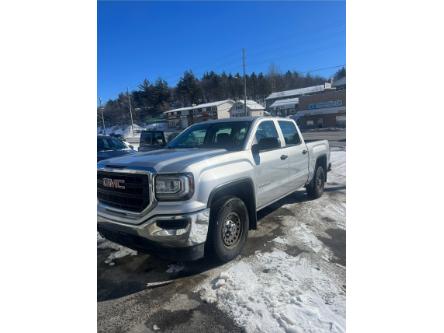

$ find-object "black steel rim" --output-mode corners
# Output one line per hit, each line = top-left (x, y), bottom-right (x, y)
(221, 212), (242, 247)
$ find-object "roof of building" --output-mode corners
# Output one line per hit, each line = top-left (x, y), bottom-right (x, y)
(265, 83), (332, 100)
(269, 97), (300, 109)
(164, 99), (234, 114)
(232, 100), (265, 111)
(190, 116), (290, 125)
(332, 76), (346, 87)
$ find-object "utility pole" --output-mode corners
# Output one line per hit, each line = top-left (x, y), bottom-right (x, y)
(98, 97), (106, 134)
(127, 87), (135, 137)
(242, 48), (247, 116)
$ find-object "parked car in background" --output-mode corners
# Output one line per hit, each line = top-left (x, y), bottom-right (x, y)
(97, 117), (330, 262)
(97, 135), (137, 162)
(138, 130), (167, 152)
(109, 133), (125, 141)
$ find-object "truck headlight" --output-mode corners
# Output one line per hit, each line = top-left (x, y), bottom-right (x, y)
(155, 173), (194, 201)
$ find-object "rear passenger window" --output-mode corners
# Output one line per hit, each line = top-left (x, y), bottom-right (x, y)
(278, 121), (301, 146)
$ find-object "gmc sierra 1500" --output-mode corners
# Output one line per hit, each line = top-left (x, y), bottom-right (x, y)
(97, 117), (330, 262)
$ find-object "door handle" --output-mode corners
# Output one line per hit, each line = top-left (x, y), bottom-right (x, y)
(302, 149), (308, 155)
(280, 155), (288, 160)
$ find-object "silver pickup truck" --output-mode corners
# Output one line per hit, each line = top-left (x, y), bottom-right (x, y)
(97, 117), (330, 262)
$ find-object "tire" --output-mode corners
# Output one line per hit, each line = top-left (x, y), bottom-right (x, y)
(307, 164), (325, 199)
(206, 196), (249, 262)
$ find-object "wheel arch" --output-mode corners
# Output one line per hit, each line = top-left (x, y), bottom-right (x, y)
(207, 178), (257, 230)
(315, 154), (328, 181)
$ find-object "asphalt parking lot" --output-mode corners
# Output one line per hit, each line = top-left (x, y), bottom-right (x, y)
(98, 148), (346, 333)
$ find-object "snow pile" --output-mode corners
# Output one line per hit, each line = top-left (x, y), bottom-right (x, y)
(97, 124), (143, 138)
(166, 263), (184, 274)
(103, 246), (137, 266)
(198, 251), (345, 333)
(328, 151), (346, 185)
(273, 220), (323, 253)
(97, 232), (137, 265)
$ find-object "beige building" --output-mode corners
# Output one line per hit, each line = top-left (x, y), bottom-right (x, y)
(164, 100), (234, 129)
(229, 100), (266, 118)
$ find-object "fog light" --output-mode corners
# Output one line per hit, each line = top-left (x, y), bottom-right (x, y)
(156, 219), (189, 230)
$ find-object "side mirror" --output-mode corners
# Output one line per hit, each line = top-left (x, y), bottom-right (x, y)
(252, 137), (280, 153)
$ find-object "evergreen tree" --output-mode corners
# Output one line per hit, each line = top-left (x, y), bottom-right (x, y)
(333, 67), (346, 80)
(176, 71), (202, 105)
(100, 66), (333, 125)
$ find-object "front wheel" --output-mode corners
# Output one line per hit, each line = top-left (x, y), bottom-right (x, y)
(307, 165), (325, 199)
(206, 196), (249, 262)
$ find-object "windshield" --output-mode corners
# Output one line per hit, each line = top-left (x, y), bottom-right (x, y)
(97, 136), (128, 151)
(167, 121), (251, 150)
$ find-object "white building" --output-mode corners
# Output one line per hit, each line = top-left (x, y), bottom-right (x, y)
(268, 97), (299, 117)
(229, 100), (266, 118)
(265, 82), (333, 111)
(164, 100), (234, 129)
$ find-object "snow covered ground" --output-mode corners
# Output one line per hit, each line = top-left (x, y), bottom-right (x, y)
(196, 150), (346, 333)
(97, 124), (143, 138)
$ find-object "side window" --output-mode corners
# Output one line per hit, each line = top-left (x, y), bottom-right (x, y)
(255, 121), (279, 142)
(278, 121), (301, 146)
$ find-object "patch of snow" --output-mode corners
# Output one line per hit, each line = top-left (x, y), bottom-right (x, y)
(272, 218), (326, 255)
(328, 151), (346, 185)
(152, 324), (160, 331)
(97, 124), (143, 138)
(197, 250), (345, 333)
(166, 263), (184, 274)
(214, 278), (226, 288)
(98, 233), (137, 265)
(104, 246), (137, 265)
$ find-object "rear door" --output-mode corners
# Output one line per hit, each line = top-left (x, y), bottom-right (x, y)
(277, 120), (309, 192)
(253, 120), (289, 208)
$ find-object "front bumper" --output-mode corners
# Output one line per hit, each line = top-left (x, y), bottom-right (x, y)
(97, 209), (210, 261)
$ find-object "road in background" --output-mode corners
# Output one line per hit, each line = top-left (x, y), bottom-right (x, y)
(302, 129), (346, 149)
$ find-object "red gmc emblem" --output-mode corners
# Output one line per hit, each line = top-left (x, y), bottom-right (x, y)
(102, 178), (126, 190)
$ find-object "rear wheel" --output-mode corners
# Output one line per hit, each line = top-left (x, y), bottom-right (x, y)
(307, 165), (325, 199)
(206, 196), (249, 262)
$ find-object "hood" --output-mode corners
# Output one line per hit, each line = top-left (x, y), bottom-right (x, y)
(97, 148), (231, 172)
(97, 149), (136, 162)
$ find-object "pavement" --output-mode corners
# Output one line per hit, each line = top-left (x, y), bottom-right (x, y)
(98, 149), (346, 333)
(301, 129), (346, 149)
